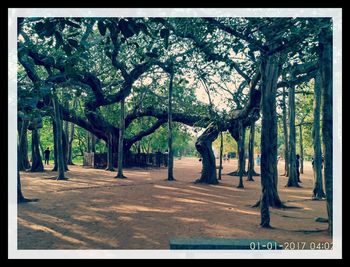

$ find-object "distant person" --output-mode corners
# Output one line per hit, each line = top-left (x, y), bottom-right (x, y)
(256, 154), (261, 166)
(296, 154), (301, 183)
(44, 147), (51, 165)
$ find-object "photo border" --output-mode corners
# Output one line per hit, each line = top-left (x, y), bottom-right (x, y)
(8, 7), (342, 259)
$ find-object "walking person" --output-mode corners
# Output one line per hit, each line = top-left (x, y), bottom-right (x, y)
(44, 147), (51, 165)
(256, 154), (261, 166)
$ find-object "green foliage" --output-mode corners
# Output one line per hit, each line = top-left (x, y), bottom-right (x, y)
(18, 17), (325, 164)
(213, 131), (237, 155)
(129, 123), (197, 157)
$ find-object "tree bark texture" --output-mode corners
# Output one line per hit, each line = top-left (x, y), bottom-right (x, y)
(282, 87), (289, 177)
(116, 98), (126, 178)
(52, 118), (58, 171)
(52, 91), (66, 180)
(287, 84), (300, 187)
(299, 124), (304, 174)
(30, 129), (44, 172)
(320, 27), (333, 234)
(106, 131), (115, 171)
(167, 70), (175, 181)
(312, 71), (326, 199)
(67, 122), (75, 165)
(259, 54), (284, 223)
(237, 121), (245, 188)
(247, 121), (258, 181)
(195, 123), (219, 184)
(218, 131), (223, 180)
(18, 119), (31, 171)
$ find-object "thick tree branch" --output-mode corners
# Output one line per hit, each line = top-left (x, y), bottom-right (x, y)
(277, 70), (317, 89)
(204, 18), (265, 53)
(124, 119), (166, 151)
(125, 107), (210, 129)
(155, 18), (252, 83)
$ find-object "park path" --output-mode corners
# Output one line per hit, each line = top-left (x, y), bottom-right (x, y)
(18, 158), (331, 249)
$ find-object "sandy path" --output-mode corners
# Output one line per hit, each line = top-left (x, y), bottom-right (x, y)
(18, 158), (331, 249)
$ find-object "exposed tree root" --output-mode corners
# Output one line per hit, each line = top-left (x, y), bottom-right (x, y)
(251, 199), (300, 209)
(285, 184), (302, 188)
(227, 170), (248, 176)
(115, 174), (127, 179)
(56, 177), (69, 181)
(194, 178), (218, 185)
(315, 217), (328, 223)
(260, 223), (273, 229)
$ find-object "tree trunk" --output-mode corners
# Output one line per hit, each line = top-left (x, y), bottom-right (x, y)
(299, 124), (304, 174)
(116, 98), (126, 179)
(62, 128), (69, 171)
(67, 122), (75, 165)
(320, 28), (333, 235)
(228, 128), (247, 176)
(67, 99), (77, 165)
(30, 129), (44, 172)
(52, 118), (58, 171)
(17, 169), (27, 203)
(87, 130), (91, 153)
(286, 85), (300, 187)
(17, 125), (29, 203)
(218, 131), (223, 180)
(256, 55), (284, 222)
(312, 71), (326, 200)
(18, 119), (31, 171)
(39, 142), (45, 162)
(260, 177), (271, 228)
(18, 163), (39, 203)
(237, 121), (245, 188)
(167, 70), (175, 181)
(247, 121), (258, 181)
(52, 91), (66, 180)
(106, 131), (115, 171)
(91, 133), (96, 153)
(243, 136), (247, 174)
(195, 123), (219, 184)
(64, 110), (69, 158)
(282, 87), (289, 177)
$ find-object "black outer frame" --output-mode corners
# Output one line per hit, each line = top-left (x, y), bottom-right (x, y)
(2, 1), (345, 262)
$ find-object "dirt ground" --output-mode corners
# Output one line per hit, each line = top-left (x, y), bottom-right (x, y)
(18, 157), (332, 249)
